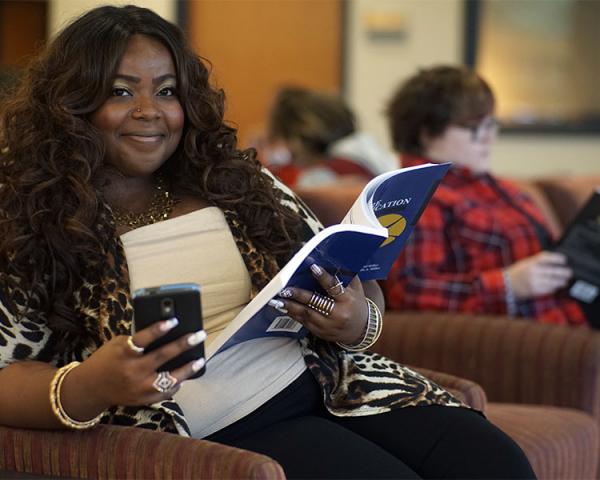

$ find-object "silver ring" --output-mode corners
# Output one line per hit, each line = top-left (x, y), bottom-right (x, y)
(307, 292), (335, 317)
(326, 277), (345, 297)
(127, 336), (145, 354)
(152, 371), (178, 393)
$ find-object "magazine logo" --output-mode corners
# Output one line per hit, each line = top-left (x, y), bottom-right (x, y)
(377, 214), (407, 246)
(373, 198), (412, 212)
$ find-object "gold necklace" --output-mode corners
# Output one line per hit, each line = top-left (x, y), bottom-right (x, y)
(112, 176), (177, 229)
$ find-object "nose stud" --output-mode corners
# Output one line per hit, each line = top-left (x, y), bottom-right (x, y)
(135, 107), (142, 113)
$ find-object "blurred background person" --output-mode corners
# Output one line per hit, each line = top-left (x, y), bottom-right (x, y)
(261, 86), (397, 188)
(383, 65), (589, 327)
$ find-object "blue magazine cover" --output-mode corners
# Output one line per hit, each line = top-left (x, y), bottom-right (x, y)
(344, 162), (450, 280)
(206, 162), (450, 359)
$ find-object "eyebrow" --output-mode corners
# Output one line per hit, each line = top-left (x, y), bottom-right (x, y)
(114, 73), (177, 85)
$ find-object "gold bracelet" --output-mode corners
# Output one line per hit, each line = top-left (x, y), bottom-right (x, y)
(49, 361), (103, 430)
(336, 298), (383, 352)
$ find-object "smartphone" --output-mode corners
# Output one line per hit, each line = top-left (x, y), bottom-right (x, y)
(132, 283), (205, 378)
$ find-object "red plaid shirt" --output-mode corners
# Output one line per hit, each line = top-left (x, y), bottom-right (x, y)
(384, 155), (586, 326)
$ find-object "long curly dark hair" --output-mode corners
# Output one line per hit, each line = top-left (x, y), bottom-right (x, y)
(0, 5), (302, 339)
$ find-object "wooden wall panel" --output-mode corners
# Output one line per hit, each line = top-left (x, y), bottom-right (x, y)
(0, 1), (47, 68)
(187, 0), (342, 148)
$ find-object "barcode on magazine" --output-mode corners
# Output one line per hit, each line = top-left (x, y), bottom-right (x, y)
(570, 280), (599, 303)
(267, 316), (303, 333)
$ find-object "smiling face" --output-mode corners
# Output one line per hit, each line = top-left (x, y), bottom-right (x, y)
(90, 34), (184, 178)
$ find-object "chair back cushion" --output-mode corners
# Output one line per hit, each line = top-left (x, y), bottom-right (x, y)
(535, 175), (600, 229)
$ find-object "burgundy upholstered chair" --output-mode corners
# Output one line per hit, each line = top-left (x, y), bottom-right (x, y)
(0, 367), (484, 479)
(373, 313), (600, 480)
(0, 423), (285, 479)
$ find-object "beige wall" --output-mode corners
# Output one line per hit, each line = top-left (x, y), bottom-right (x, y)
(493, 136), (600, 177)
(346, 0), (463, 147)
(346, 0), (600, 179)
(48, 0), (175, 37)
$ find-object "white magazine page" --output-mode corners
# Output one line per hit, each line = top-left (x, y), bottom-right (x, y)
(341, 163), (435, 227)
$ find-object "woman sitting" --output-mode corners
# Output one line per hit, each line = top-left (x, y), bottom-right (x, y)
(384, 65), (588, 326)
(0, 8), (534, 479)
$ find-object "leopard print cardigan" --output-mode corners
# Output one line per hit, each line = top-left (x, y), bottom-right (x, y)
(0, 172), (465, 436)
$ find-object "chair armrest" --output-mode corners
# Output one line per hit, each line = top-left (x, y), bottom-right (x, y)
(0, 424), (285, 479)
(409, 366), (487, 412)
(373, 311), (600, 419)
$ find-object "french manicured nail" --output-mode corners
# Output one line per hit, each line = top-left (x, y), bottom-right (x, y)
(268, 299), (288, 313)
(279, 288), (294, 298)
(192, 357), (206, 372)
(188, 330), (207, 346)
(160, 317), (179, 331)
(310, 264), (324, 277)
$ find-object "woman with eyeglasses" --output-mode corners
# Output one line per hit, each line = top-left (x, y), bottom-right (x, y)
(384, 65), (588, 326)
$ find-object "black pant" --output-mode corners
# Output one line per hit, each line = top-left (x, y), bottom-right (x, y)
(207, 370), (535, 479)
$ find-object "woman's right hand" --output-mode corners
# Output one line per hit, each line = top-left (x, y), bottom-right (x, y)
(504, 251), (573, 300)
(65, 319), (206, 415)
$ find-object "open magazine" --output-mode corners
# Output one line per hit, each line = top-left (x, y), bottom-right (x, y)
(206, 162), (450, 359)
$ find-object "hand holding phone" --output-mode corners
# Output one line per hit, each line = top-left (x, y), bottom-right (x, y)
(132, 283), (206, 378)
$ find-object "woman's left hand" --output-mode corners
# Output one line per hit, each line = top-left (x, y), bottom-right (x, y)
(272, 264), (368, 345)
